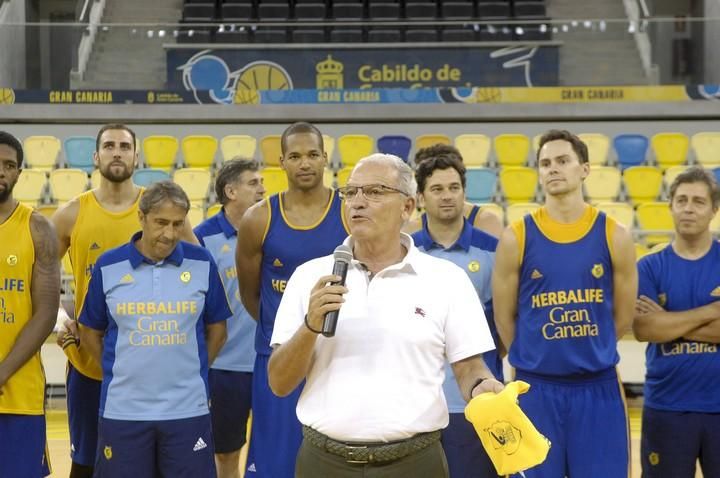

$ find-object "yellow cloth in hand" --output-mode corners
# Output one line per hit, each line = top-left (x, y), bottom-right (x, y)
(464, 380), (551, 475)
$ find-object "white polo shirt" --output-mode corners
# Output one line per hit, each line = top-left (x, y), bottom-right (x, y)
(271, 234), (495, 443)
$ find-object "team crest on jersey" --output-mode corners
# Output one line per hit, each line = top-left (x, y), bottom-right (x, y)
(648, 452), (659, 466)
(591, 264), (604, 279)
(221, 244), (231, 254)
(658, 293), (667, 307)
(530, 269), (543, 279)
(180, 271), (192, 283)
(6, 254), (17, 266)
(484, 421), (522, 455)
(711, 287), (720, 297)
(104, 446), (112, 460)
(120, 274), (134, 284)
(90, 242), (101, 250)
(468, 260), (481, 273)
(273, 258), (284, 267)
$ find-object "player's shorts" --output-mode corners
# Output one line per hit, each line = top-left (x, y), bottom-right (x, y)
(514, 368), (629, 478)
(641, 406), (720, 477)
(245, 353), (303, 477)
(67, 362), (101, 466)
(0, 414), (51, 477)
(442, 413), (500, 478)
(209, 369), (252, 453)
(94, 414), (215, 478)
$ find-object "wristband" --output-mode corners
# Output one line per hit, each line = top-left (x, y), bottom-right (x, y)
(469, 377), (488, 398)
(304, 314), (322, 334)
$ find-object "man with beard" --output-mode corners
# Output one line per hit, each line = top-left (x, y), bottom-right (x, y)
(0, 131), (60, 477)
(52, 124), (196, 478)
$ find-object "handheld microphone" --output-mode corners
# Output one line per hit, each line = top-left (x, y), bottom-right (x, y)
(322, 244), (353, 337)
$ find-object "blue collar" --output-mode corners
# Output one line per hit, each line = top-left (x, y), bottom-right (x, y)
(128, 231), (185, 268)
(418, 216), (473, 252)
(216, 209), (237, 238)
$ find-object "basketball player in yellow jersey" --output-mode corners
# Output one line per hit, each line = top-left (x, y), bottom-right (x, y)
(0, 131), (61, 478)
(52, 124), (197, 478)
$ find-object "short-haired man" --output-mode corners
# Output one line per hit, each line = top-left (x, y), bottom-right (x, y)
(634, 167), (720, 477)
(411, 153), (502, 478)
(493, 129), (637, 477)
(0, 131), (60, 478)
(268, 154), (503, 477)
(194, 159), (265, 478)
(79, 181), (230, 477)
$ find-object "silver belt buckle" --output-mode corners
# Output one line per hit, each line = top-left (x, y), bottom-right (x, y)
(345, 445), (369, 464)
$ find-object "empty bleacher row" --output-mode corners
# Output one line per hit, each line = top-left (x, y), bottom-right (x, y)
(179, 0), (551, 43)
(13, 131), (720, 246)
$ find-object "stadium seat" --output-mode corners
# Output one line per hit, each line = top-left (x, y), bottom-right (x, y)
(690, 132), (720, 167)
(61, 252), (74, 278)
(465, 168), (497, 203)
(623, 166), (663, 205)
(35, 205), (58, 218)
(455, 134), (491, 167)
(132, 168), (171, 187)
(64, 136), (96, 173)
(651, 132), (689, 171)
(323, 135), (336, 166)
(635, 242), (649, 259)
(181, 135), (218, 169)
(595, 202), (634, 229)
(173, 168), (212, 206)
(710, 210), (720, 234)
(578, 133), (610, 165)
(49, 169), (88, 203)
(636, 202), (674, 246)
(336, 166), (353, 187)
(261, 167), (289, 195)
(532, 134), (541, 153)
(142, 135), (179, 172)
(663, 165), (688, 190)
(406, 2), (437, 21)
(442, 2), (475, 19)
(377, 135), (412, 163)
(584, 166), (621, 202)
(220, 135), (257, 161)
(478, 1), (511, 19)
(713, 168), (720, 186)
(338, 134), (374, 167)
(90, 169), (101, 189)
(324, 168), (335, 188)
(14, 169), (47, 206)
(506, 202), (541, 224)
(23, 136), (61, 171)
(477, 203), (504, 224)
(613, 134), (648, 170)
(187, 205), (204, 227)
(499, 166), (537, 204)
(415, 134), (451, 151)
(260, 135), (282, 167)
(206, 203), (222, 218)
(494, 134), (531, 167)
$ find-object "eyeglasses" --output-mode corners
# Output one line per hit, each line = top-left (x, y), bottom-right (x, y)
(338, 184), (409, 202)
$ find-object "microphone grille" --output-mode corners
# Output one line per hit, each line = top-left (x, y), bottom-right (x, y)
(333, 244), (353, 263)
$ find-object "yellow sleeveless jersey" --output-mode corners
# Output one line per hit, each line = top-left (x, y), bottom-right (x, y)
(0, 203), (44, 414)
(65, 189), (142, 379)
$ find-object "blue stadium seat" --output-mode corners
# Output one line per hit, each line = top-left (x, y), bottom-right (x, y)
(713, 167), (720, 186)
(133, 168), (171, 187)
(377, 135), (412, 162)
(613, 134), (649, 170)
(465, 168), (497, 203)
(64, 136), (96, 173)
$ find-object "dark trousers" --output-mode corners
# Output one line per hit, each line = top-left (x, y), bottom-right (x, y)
(295, 438), (449, 478)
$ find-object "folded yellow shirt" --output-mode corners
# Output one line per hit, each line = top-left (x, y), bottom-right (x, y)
(464, 380), (551, 475)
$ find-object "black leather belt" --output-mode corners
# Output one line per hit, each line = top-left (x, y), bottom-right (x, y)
(302, 425), (441, 464)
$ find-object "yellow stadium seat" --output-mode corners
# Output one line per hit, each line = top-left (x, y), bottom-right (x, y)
(532, 134), (542, 153)
(623, 166), (663, 205)
(61, 252), (73, 277)
(206, 203), (222, 218)
(142, 135), (179, 172)
(338, 134), (374, 167)
(578, 133), (610, 166)
(635, 242), (649, 259)
(23, 135), (61, 171)
(584, 166), (621, 202)
(49, 169), (88, 203)
(636, 202), (674, 245)
(455, 134), (491, 167)
(181, 135), (218, 169)
(35, 205), (57, 218)
(710, 210), (720, 234)
(494, 134), (530, 167)
(651, 132), (689, 170)
(261, 167), (288, 196)
(499, 166), (537, 204)
(90, 169), (101, 189)
(477, 203), (505, 224)
(323, 168), (334, 188)
(336, 166), (353, 188)
(14, 170), (47, 206)
(323, 135), (336, 166)
(187, 205), (204, 227)
(220, 135), (257, 162)
(415, 134), (451, 151)
(506, 202), (541, 224)
(690, 132), (720, 167)
(595, 202), (634, 229)
(663, 165), (689, 190)
(260, 135), (282, 167)
(172, 168), (211, 206)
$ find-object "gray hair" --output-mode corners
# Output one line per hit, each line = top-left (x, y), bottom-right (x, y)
(355, 153), (417, 197)
(139, 180), (191, 215)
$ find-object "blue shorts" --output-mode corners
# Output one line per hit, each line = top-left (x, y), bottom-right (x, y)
(245, 353), (303, 478)
(95, 414), (215, 478)
(641, 406), (720, 477)
(442, 413), (500, 478)
(66, 362), (101, 466)
(514, 368), (630, 478)
(0, 414), (51, 477)
(209, 369), (252, 453)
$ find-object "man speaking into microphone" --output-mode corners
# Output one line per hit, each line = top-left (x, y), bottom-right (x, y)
(268, 154), (503, 477)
